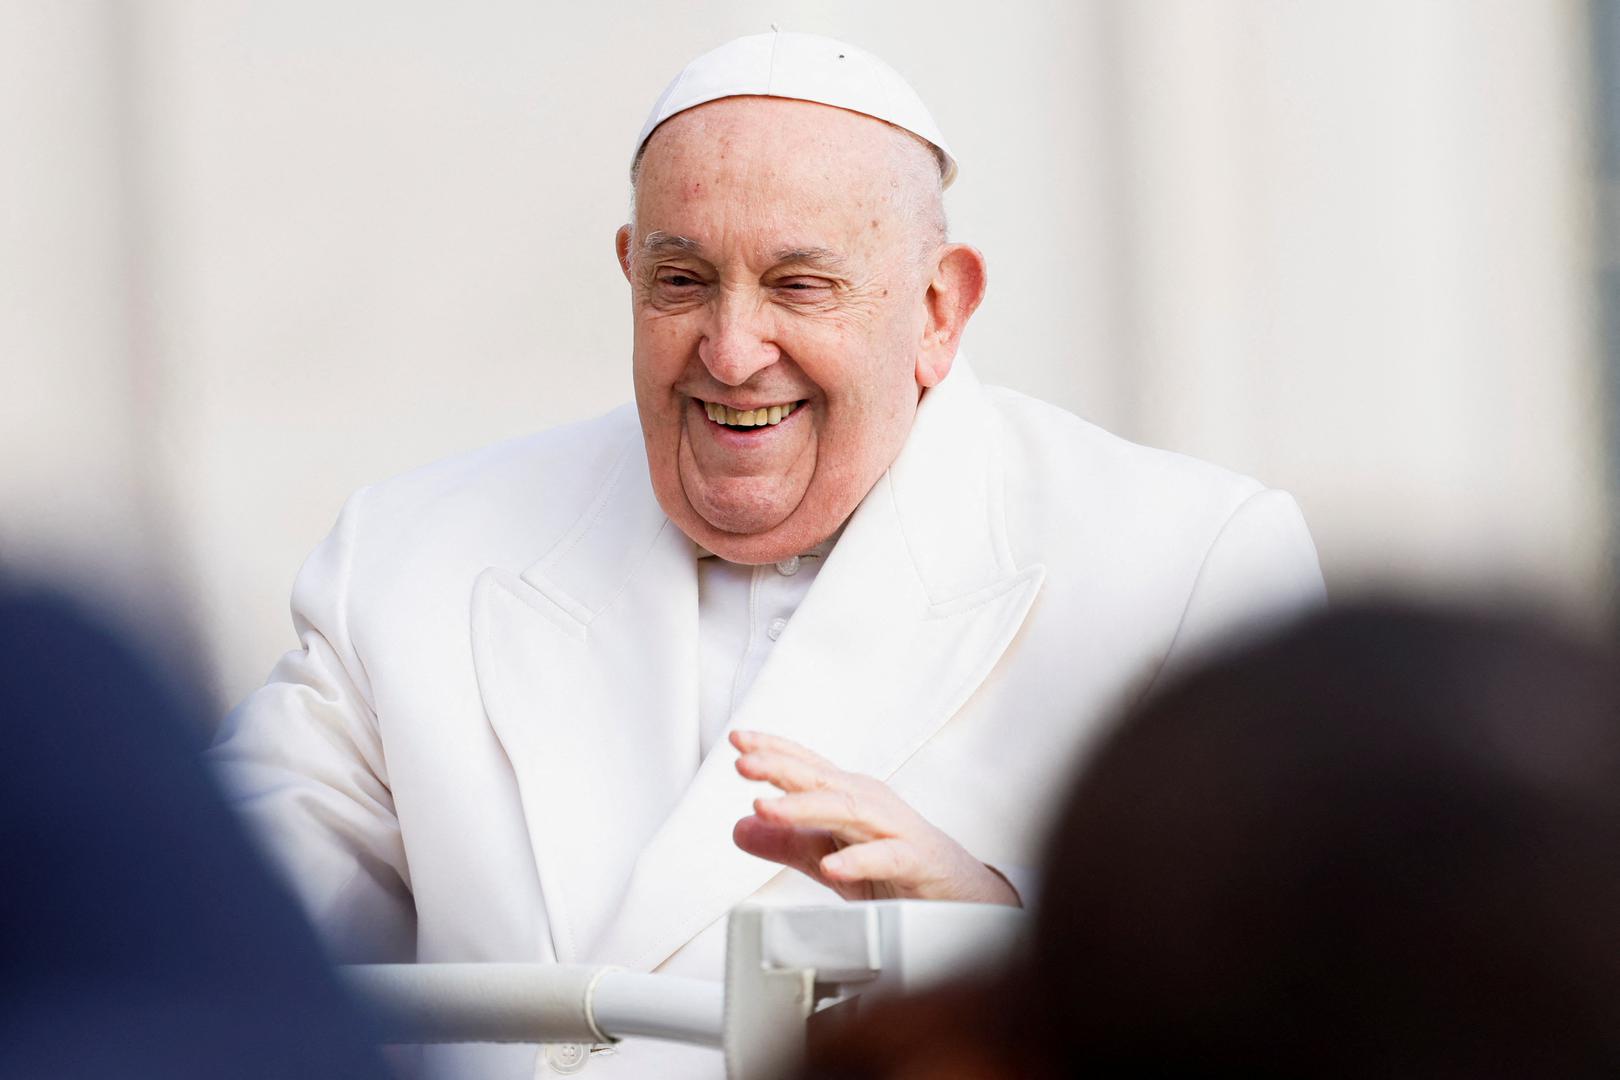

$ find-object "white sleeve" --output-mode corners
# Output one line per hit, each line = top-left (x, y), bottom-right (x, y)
(1154, 487), (1327, 689)
(208, 489), (416, 962)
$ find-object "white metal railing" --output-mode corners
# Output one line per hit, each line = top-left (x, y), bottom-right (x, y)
(341, 963), (723, 1046)
(341, 900), (1025, 1079)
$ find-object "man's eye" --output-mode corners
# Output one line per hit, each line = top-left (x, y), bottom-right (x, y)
(658, 273), (703, 288)
(776, 279), (832, 293)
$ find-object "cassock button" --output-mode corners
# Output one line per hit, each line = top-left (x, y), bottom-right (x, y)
(542, 1042), (589, 1074)
(767, 617), (788, 641)
(775, 555), (801, 576)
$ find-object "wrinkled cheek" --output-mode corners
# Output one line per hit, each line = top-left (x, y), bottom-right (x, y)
(667, 409), (695, 486)
(675, 431), (738, 525)
(637, 318), (696, 377)
(636, 392), (686, 478)
(674, 428), (698, 493)
(631, 317), (683, 383)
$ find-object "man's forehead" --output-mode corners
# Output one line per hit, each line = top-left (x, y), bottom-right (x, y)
(632, 97), (943, 265)
(640, 96), (921, 176)
(634, 98), (940, 243)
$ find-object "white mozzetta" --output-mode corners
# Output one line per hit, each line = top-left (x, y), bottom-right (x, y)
(210, 358), (1324, 1078)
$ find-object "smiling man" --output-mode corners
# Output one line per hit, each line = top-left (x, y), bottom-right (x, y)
(619, 90), (1020, 907)
(623, 94), (975, 564)
(212, 31), (1324, 1079)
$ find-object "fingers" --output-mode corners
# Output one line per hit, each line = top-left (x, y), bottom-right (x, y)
(727, 729), (1015, 905)
(732, 816), (837, 879)
(732, 733), (912, 844)
(820, 838), (923, 890)
(752, 786), (906, 845)
(735, 748), (838, 793)
(728, 730), (989, 903)
(732, 731), (853, 799)
(729, 730), (832, 769)
(821, 840), (1020, 905)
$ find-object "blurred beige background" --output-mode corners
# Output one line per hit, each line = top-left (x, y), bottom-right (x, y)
(3, 0), (1611, 710)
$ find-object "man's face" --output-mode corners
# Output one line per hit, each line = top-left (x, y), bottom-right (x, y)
(620, 97), (946, 564)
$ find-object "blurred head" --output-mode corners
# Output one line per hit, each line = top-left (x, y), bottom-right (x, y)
(799, 605), (1620, 1079)
(616, 96), (985, 564)
(1029, 604), (1620, 1075)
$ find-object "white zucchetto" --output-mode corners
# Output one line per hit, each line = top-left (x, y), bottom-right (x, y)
(632, 30), (958, 188)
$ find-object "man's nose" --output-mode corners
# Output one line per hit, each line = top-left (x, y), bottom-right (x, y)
(698, 292), (780, 386)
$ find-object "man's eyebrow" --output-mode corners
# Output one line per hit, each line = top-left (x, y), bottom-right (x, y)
(773, 246), (846, 268)
(641, 231), (703, 256)
(638, 234), (846, 269)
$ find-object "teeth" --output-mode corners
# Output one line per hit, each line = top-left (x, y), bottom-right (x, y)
(704, 400), (798, 427)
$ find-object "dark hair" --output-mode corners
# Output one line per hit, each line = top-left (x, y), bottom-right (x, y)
(1029, 604), (1620, 1075)
(801, 604), (1620, 1078)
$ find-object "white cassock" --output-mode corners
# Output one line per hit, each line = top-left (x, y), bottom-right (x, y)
(210, 359), (1324, 1078)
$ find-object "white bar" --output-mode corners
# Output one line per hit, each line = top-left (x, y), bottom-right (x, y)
(339, 964), (723, 1048)
(591, 972), (724, 1046)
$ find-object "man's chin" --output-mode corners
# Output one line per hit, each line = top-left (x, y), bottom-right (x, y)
(689, 515), (800, 564)
(664, 469), (840, 562)
(680, 502), (826, 565)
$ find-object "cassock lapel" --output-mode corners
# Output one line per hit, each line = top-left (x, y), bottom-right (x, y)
(469, 423), (702, 965)
(590, 361), (1047, 971)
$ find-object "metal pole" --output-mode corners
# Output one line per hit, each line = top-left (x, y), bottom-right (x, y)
(340, 964), (724, 1047)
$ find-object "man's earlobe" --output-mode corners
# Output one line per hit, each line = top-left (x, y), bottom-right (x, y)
(615, 225), (634, 283)
(916, 342), (954, 389)
(916, 244), (988, 388)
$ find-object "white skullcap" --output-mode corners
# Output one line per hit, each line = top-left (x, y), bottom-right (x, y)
(632, 30), (958, 188)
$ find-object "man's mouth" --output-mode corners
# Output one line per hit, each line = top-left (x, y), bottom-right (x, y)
(699, 399), (801, 431)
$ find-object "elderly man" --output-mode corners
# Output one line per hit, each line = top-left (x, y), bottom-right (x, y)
(212, 31), (1323, 1079)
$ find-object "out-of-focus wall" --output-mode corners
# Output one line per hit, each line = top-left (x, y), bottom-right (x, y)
(1106, 1), (1607, 619)
(2, 0), (1610, 711)
(1, 4), (159, 609)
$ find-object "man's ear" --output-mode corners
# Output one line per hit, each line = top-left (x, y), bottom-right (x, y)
(615, 225), (634, 283)
(916, 244), (988, 388)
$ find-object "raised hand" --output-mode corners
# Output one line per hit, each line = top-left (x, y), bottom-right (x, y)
(729, 730), (1020, 906)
